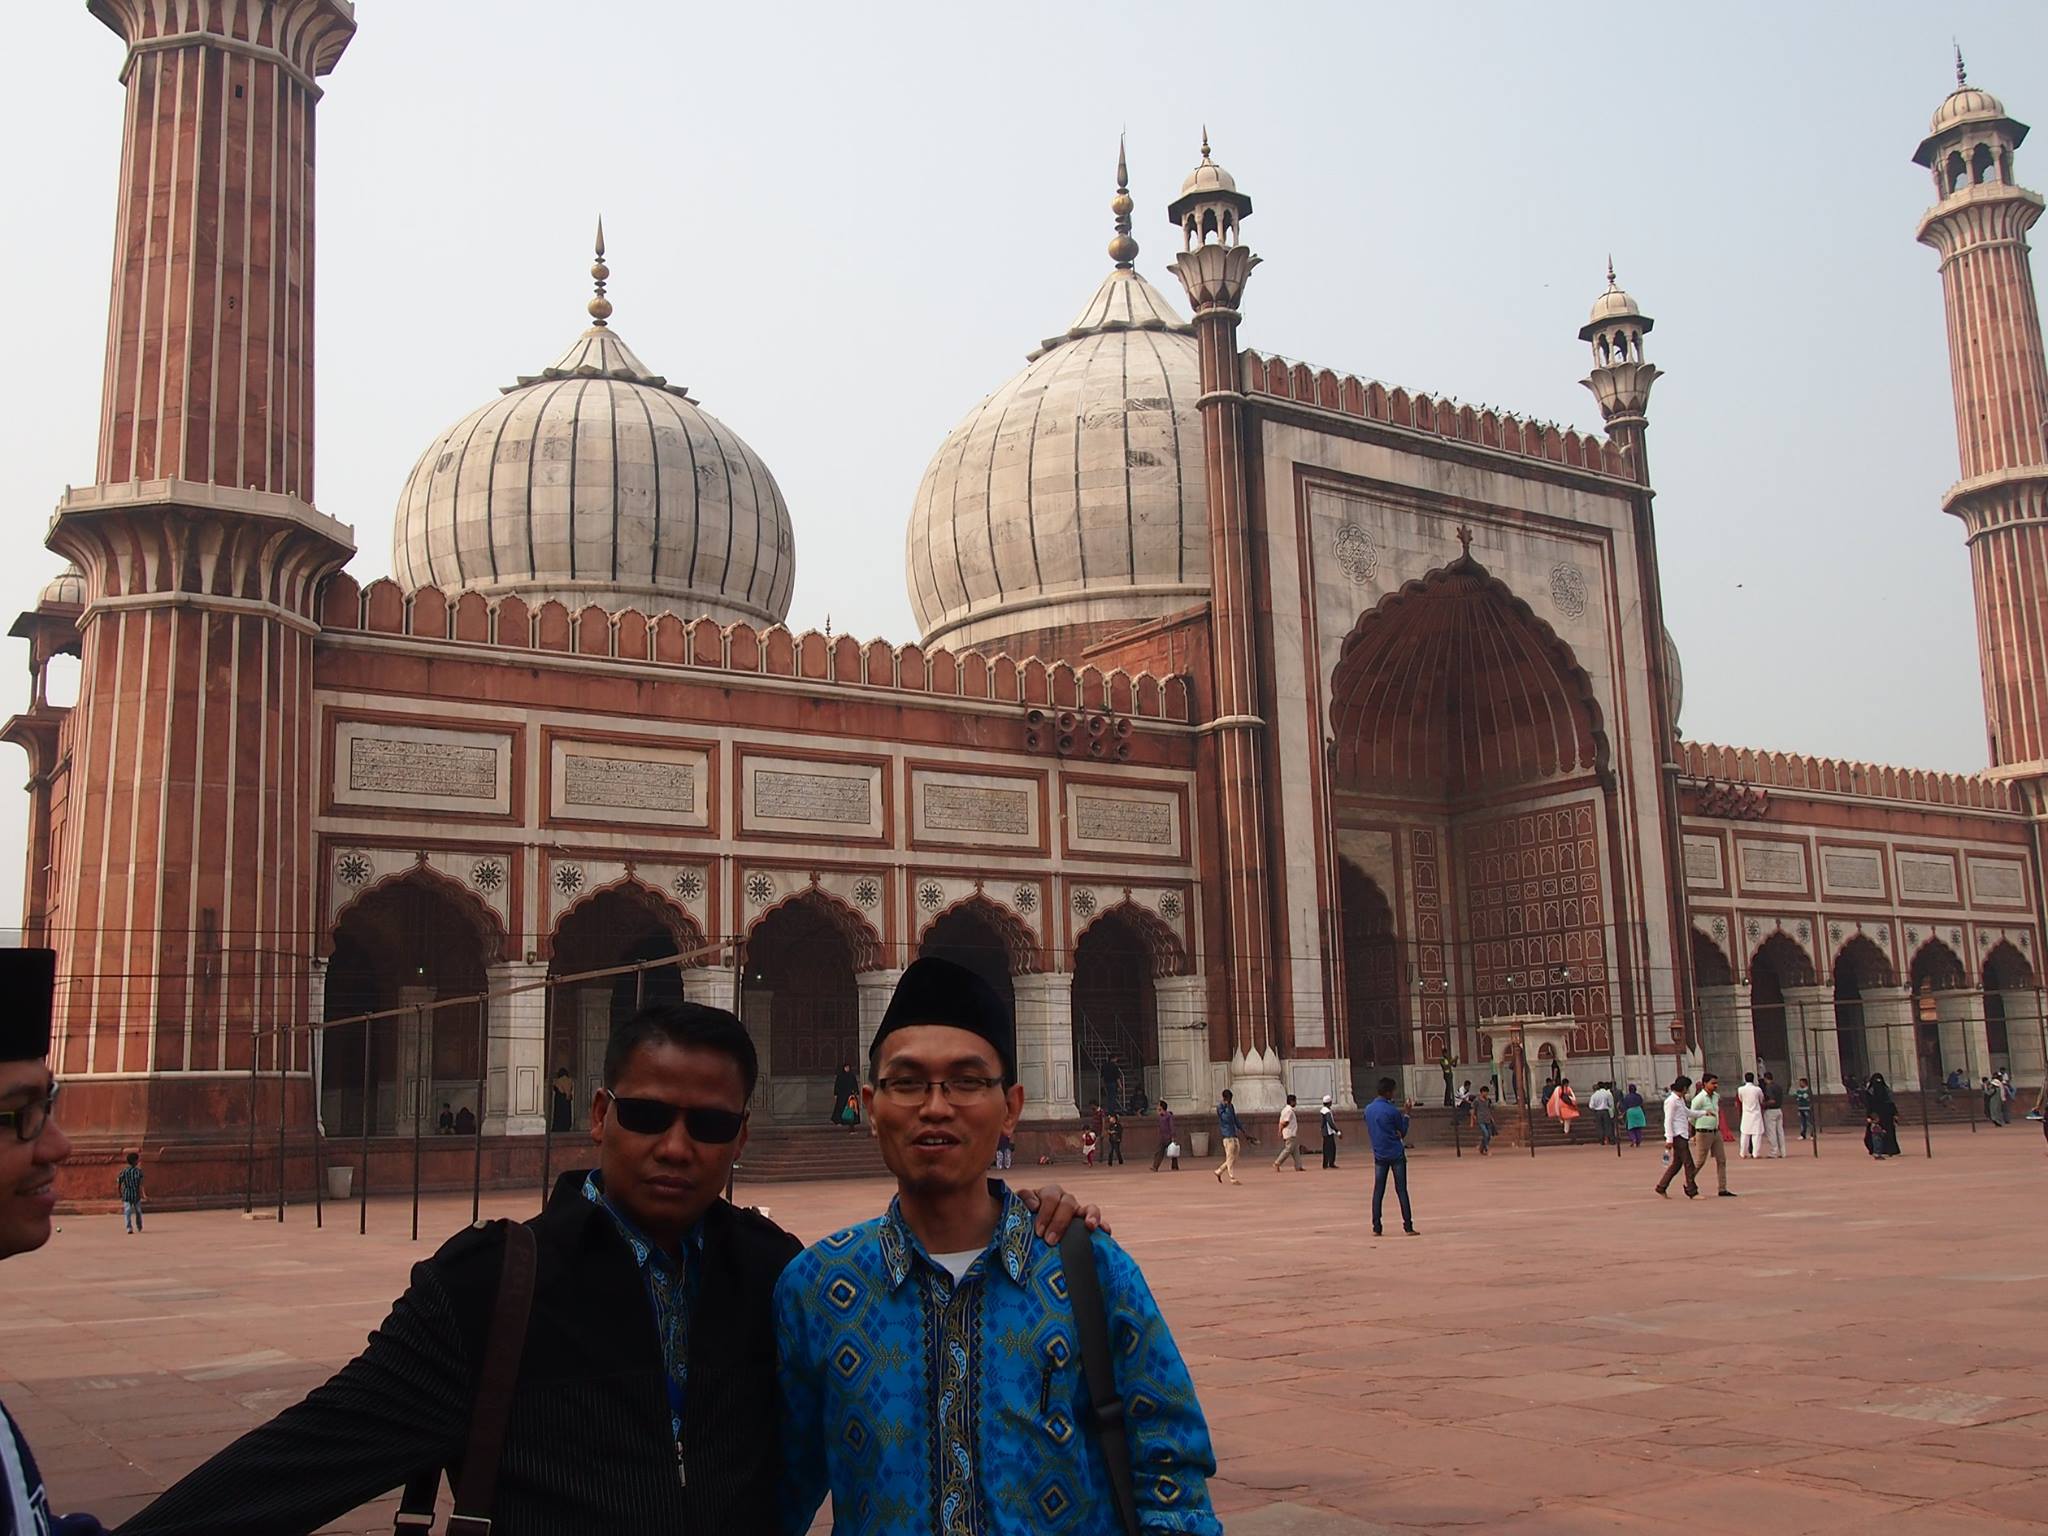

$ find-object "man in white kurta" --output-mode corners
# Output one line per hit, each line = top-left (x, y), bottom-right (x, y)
(1736, 1072), (1767, 1158)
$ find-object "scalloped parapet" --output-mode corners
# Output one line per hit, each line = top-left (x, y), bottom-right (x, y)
(1678, 739), (2017, 813)
(319, 574), (1194, 724)
(1240, 350), (1634, 479)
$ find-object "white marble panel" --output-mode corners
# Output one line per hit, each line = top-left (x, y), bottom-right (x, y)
(334, 720), (512, 816)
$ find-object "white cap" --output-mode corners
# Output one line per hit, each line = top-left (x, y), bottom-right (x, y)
(1321, 1095), (1333, 1105)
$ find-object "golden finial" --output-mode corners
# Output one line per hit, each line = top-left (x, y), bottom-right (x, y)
(1606, 254), (1617, 289)
(1200, 124), (1212, 162)
(1955, 41), (1967, 89)
(1108, 133), (1139, 269)
(588, 216), (613, 328)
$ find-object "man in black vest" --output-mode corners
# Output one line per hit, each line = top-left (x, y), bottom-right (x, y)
(119, 1002), (1095, 1533)
(0, 948), (109, 1535)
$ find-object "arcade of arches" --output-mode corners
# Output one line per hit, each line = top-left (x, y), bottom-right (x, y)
(1329, 558), (1625, 1106)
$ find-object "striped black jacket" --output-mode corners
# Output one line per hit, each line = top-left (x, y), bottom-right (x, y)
(117, 1171), (801, 1535)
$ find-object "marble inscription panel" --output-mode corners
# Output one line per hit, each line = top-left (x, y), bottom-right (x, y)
(1075, 794), (1173, 847)
(1737, 841), (1805, 891)
(924, 783), (1030, 837)
(1897, 851), (1959, 902)
(1968, 858), (2025, 905)
(350, 736), (496, 800)
(1820, 847), (1885, 896)
(755, 769), (871, 825)
(1682, 836), (1722, 886)
(564, 754), (695, 814)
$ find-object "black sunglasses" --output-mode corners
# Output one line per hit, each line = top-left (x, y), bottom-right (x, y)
(603, 1090), (747, 1145)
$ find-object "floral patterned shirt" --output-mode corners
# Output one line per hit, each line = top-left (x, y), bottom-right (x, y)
(581, 1173), (699, 1446)
(774, 1181), (1219, 1535)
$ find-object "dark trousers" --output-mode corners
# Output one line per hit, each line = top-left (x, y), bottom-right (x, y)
(1371, 1156), (1412, 1232)
(1321, 1137), (1338, 1169)
(1655, 1135), (1697, 1194)
(1595, 1109), (1615, 1144)
(1442, 1074), (1454, 1108)
(1106, 1136), (1125, 1164)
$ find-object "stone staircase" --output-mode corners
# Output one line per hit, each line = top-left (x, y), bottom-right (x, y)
(729, 1121), (891, 1184)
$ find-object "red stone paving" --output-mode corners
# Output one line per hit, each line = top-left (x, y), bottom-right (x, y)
(5, 1124), (2045, 1532)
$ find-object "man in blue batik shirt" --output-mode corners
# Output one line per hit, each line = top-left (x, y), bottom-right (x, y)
(775, 957), (1220, 1535)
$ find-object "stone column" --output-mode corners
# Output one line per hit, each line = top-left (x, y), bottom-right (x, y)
(1857, 985), (1920, 1090)
(309, 963), (330, 1137)
(682, 967), (738, 1013)
(1998, 988), (2046, 1087)
(1152, 975), (1214, 1111)
(484, 961), (549, 1135)
(1694, 984), (1754, 1081)
(1012, 972), (1077, 1119)
(1933, 989), (1991, 1084)
(574, 987), (610, 1129)
(740, 987), (777, 1115)
(395, 985), (434, 1137)
(1781, 984), (1845, 1096)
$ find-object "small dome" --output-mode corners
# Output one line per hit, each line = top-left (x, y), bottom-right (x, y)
(393, 321), (794, 626)
(1588, 283), (1642, 326)
(1180, 156), (1237, 197)
(1931, 84), (2007, 135)
(38, 565), (84, 609)
(907, 268), (1209, 652)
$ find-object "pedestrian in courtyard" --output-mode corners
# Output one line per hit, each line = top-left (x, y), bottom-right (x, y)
(1983, 1076), (2006, 1126)
(1440, 1050), (1456, 1108)
(1320, 1094), (1342, 1168)
(119, 985), (1101, 1535)
(1272, 1093), (1305, 1171)
(1621, 1083), (1647, 1147)
(1999, 1070), (2018, 1123)
(117, 1150), (145, 1233)
(1737, 1072), (1766, 1158)
(1474, 1086), (1498, 1155)
(1215, 1088), (1247, 1184)
(1089, 1099), (1106, 1156)
(550, 1066), (574, 1133)
(1691, 1073), (1733, 1195)
(773, 958), (1219, 1535)
(1864, 1072), (1902, 1158)
(1365, 1077), (1416, 1236)
(1080, 1125), (1098, 1166)
(1107, 1110), (1127, 1164)
(1587, 1081), (1616, 1145)
(1547, 1078), (1580, 1140)
(0, 949), (112, 1534)
(1654, 1075), (1699, 1199)
(1152, 1100), (1179, 1171)
(1794, 1077), (1815, 1140)
(830, 1061), (859, 1126)
(1761, 1072), (1787, 1157)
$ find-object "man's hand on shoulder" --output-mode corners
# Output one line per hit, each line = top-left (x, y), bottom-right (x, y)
(1015, 1184), (1109, 1241)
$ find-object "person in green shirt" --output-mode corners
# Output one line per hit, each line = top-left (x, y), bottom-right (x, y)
(1793, 1077), (1815, 1140)
(1690, 1072), (1734, 1196)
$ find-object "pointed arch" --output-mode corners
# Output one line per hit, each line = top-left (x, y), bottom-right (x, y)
(1983, 939), (2035, 990)
(330, 862), (505, 968)
(1907, 935), (1966, 990)
(1075, 900), (1189, 979)
(551, 873), (708, 964)
(746, 886), (883, 972)
(919, 892), (1041, 976)
(1691, 926), (1734, 988)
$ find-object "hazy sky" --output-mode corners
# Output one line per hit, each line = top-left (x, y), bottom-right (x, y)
(1, 1), (2043, 931)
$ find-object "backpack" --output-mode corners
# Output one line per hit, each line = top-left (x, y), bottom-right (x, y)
(1059, 1225), (1141, 1536)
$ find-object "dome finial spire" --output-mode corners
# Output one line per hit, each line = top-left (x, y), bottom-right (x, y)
(1606, 253), (1616, 288)
(1955, 40), (1967, 88)
(1108, 133), (1139, 269)
(588, 216), (613, 328)
(1200, 124), (1211, 161)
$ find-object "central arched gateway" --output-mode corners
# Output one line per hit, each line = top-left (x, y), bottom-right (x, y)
(1328, 554), (1624, 1091)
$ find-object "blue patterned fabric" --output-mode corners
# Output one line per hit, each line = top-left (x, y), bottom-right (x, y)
(581, 1173), (699, 1443)
(774, 1182), (1220, 1535)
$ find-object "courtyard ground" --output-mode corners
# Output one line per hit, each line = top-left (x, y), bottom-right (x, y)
(5, 1123), (2045, 1533)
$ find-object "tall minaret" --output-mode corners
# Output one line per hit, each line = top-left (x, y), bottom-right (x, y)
(43, 3), (355, 1129)
(1915, 53), (2048, 775)
(1166, 135), (1285, 1102)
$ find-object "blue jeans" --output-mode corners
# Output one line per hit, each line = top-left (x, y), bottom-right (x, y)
(122, 1200), (142, 1232)
(1477, 1121), (1495, 1153)
(1371, 1156), (1412, 1232)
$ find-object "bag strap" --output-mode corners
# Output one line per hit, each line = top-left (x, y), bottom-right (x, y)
(1059, 1223), (1140, 1536)
(392, 1220), (539, 1536)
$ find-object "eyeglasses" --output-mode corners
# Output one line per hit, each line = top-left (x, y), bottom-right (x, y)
(602, 1090), (747, 1145)
(0, 1081), (59, 1143)
(873, 1076), (1004, 1105)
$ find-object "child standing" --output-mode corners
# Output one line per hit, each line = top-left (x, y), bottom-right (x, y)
(1793, 1077), (1814, 1140)
(117, 1151), (145, 1233)
(1104, 1112), (1125, 1165)
(1079, 1127), (1098, 1166)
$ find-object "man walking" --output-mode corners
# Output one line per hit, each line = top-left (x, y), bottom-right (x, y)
(116, 1151), (145, 1233)
(1737, 1072), (1766, 1158)
(1319, 1094), (1341, 1168)
(1474, 1086), (1498, 1156)
(1760, 1072), (1787, 1157)
(1587, 1081), (1616, 1145)
(775, 956), (1221, 1535)
(1214, 1089), (1247, 1185)
(1983, 1076), (2006, 1126)
(1365, 1078), (1416, 1236)
(1654, 1075), (1699, 1198)
(1271, 1093), (1305, 1172)
(1692, 1072), (1734, 1196)
(0, 948), (111, 1533)
(1151, 1099), (1179, 1171)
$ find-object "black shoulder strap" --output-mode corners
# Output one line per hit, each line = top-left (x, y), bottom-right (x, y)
(1059, 1223), (1140, 1536)
(392, 1219), (540, 1536)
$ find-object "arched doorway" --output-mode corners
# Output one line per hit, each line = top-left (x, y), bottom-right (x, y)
(919, 898), (1028, 1022)
(1072, 905), (1181, 1114)
(1748, 933), (1812, 1083)
(1327, 554), (1620, 1079)
(323, 871), (497, 1135)
(1339, 861), (1404, 1105)
(1908, 938), (1966, 1088)
(550, 883), (702, 1128)
(1832, 936), (1893, 1087)
(1984, 941), (2034, 1071)
(747, 892), (865, 1120)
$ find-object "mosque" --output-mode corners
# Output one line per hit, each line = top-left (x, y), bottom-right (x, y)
(7, 4), (2046, 1199)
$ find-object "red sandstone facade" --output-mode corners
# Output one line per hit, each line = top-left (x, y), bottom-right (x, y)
(7, 17), (2046, 1204)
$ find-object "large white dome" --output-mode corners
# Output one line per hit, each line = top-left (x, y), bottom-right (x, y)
(393, 324), (793, 626)
(906, 266), (1209, 652)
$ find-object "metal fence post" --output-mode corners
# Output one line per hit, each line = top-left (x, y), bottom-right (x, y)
(411, 1004), (425, 1243)
(359, 1016), (372, 1234)
(471, 997), (487, 1227)
(276, 1018), (288, 1222)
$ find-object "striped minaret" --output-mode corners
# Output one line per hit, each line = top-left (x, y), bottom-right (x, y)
(1167, 137), (1284, 1091)
(45, 2), (355, 1135)
(1916, 56), (2048, 775)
